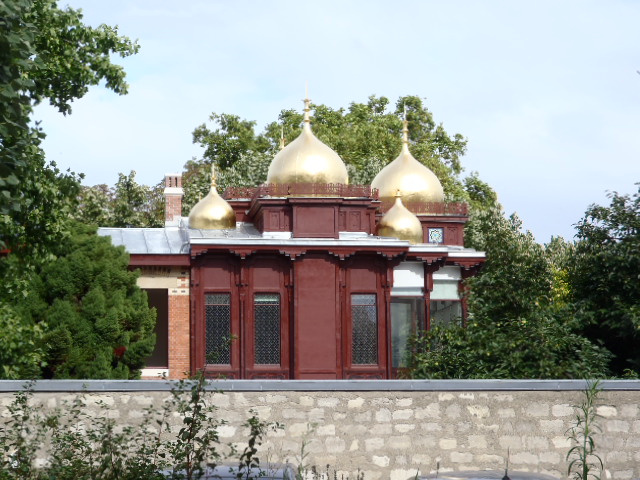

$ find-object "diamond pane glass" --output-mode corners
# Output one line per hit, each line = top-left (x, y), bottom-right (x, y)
(255, 293), (280, 365)
(351, 294), (378, 365)
(205, 293), (231, 365)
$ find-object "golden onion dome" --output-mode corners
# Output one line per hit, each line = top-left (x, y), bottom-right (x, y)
(371, 117), (444, 211)
(376, 191), (423, 245)
(266, 96), (348, 186)
(188, 165), (236, 230)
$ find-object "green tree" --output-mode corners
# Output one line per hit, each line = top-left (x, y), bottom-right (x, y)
(17, 223), (156, 379)
(1, 0), (139, 265)
(407, 206), (610, 379)
(1, 0), (139, 378)
(570, 185), (640, 376)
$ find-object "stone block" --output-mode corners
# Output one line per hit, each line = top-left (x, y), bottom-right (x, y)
(420, 422), (442, 432)
(538, 451), (560, 463)
(325, 436), (346, 453)
(467, 405), (490, 418)
(354, 410), (371, 422)
(551, 404), (574, 417)
(375, 408), (392, 422)
(298, 395), (314, 407)
(308, 408), (325, 421)
(349, 439), (359, 451)
(620, 404), (638, 418)
(439, 438), (457, 449)
(524, 436), (549, 449)
(317, 397), (339, 407)
(526, 403), (549, 417)
(265, 394), (288, 404)
(392, 409), (413, 420)
(552, 436), (571, 448)
(451, 452), (473, 463)
(606, 420), (630, 433)
(365, 437), (385, 451)
(606, 450), (629, 463)
(411, 453), (431, 464)
(612, 470), (634, 480)
(396, 398), (413, 407)
(511, 452), (539, 465)
(217, 425), (236, 438)
(282, 408), (306, 419)
(445, 404), (461, 419)
(438, 393), (455, 401)
(415, 403), (440, 419)
(317, 424), (335, 436)
(371, 423), (393, 435)
(348, 397), (364, 408)
(497, 408), (515, 418)
(388, 436), (411, 449)
(499, 436), (522, 449)
(597, 405), (618, 417)
(539, 419), (564, 433)
(493, 394), (514, 402)
(372, 455), (390, 467)
(468, 434), (487, 449)
(394, 423), (416, 433)
(390, 469), (419, 480)
(459, 393), (475, 400)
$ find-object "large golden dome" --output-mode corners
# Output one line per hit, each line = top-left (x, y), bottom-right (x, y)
(371, 118), (444, 211)
(376, 191), (423, 245)
(188, 165), (236, 230)
(266, 97), (348, 186)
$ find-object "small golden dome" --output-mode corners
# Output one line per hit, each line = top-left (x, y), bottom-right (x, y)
(188, 165), (236, 230)
(266, 96), (348, 186)
(376, 191), (423, 245)
(371, 117), (444, 211)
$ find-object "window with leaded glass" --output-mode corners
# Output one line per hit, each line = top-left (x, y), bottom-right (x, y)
(254, 293), (280, 365)
(205, 293), (231, 365)
(351, 294), (378, 365)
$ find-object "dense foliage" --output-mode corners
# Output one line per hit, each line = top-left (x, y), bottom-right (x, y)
(16, 223), (156, 378)
(0, 376), (279, 480)
(407, 207), (611, 379)
(73, 171), (164, 228)
(569, 186), (640, 376)
(0, 0), (140, 379)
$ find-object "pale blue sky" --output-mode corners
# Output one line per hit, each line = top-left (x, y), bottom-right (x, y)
(35, 1), (640, 242)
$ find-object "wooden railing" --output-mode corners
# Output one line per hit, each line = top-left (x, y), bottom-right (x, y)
(223, 183), (379, 200)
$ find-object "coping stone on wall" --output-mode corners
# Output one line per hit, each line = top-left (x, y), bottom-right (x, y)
(1, 379), (640, 392)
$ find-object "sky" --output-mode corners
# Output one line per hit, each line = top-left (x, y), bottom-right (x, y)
(35, 0), (640, 243)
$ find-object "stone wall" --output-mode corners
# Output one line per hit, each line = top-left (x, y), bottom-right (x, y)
(1, 380), (639, 480)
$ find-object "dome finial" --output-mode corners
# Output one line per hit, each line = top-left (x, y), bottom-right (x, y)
(210, 163), (218, 190)
(303, 82), (311, 125)
(402, 105), (409, 153)
(279, 126), (285, 150)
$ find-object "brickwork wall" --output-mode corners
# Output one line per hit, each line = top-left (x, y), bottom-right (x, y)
(167, 289), (190, 378)
(165, 194), (182, 222)
(1, 382), (639, 480)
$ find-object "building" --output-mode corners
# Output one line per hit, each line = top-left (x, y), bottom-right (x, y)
(98, 98), (485, 380)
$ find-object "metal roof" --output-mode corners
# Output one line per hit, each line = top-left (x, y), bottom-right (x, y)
(98, 221), (483, 257)
(98, 227), (189, 254)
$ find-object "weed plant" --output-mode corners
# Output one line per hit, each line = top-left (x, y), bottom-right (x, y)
(0, 375), (279, 480)
(566, 379), (604, 480)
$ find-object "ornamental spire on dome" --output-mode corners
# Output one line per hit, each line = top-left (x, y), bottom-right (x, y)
(188, 162), (236, 230)
(371, 111), (444, 212)
(376, 189), (423, 244)
(265, 86), (349, 188)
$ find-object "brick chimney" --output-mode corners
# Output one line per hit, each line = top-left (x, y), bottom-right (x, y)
(164, 173), (183, 226)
